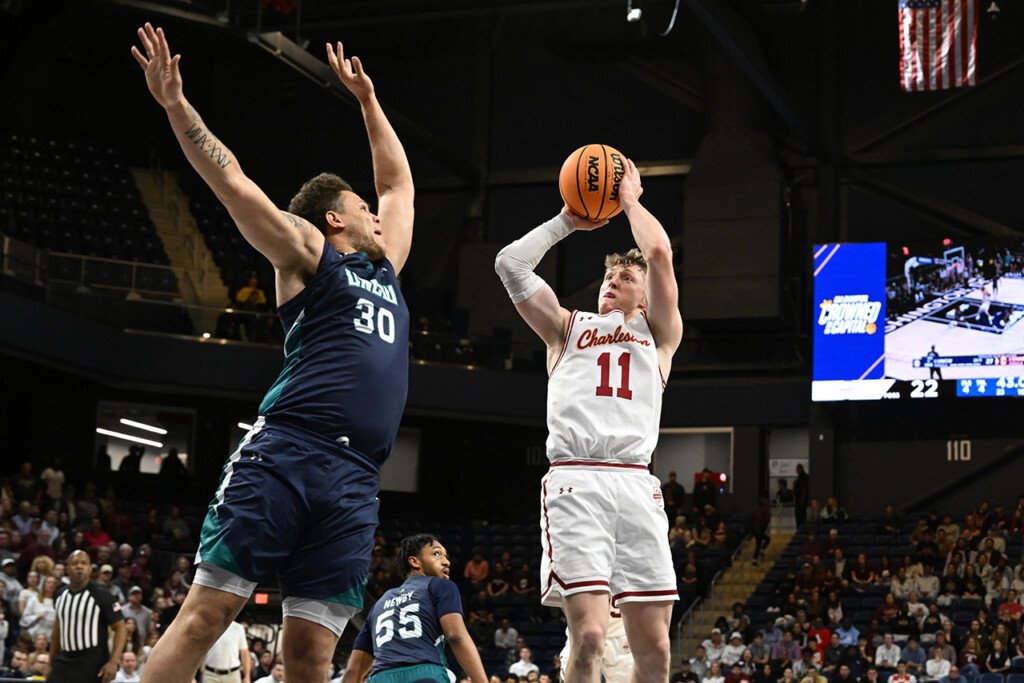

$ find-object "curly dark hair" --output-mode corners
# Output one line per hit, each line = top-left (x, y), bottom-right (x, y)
(287, 173), (353, 233)
(398, 534), (440, 575)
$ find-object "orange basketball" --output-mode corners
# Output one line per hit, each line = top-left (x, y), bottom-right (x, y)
(558, 144), (626, 221)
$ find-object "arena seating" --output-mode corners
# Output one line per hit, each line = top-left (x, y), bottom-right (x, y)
(0, 132), (179, 294)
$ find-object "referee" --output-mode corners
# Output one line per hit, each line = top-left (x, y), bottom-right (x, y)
(50, 550), (127, 682)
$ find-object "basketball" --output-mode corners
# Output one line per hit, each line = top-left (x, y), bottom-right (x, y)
(558, 144), (627, 221)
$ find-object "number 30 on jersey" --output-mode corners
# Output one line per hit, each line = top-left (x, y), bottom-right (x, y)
(353, 298), (395, 343)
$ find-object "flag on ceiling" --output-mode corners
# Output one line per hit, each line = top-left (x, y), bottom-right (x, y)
(898, 0), (978, 91)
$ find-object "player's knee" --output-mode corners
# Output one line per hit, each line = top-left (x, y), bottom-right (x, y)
(573, 627), (607, 660)
(177, 603), (233, 648)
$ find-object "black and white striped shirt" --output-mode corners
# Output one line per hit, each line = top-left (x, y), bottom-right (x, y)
(54, 582), (123, 654)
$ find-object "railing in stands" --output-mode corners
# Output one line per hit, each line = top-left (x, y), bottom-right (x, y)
(47, 251), (183, 297)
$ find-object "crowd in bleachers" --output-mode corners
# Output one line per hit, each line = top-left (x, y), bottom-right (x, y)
(672, 497), (1024, 683)
(0, 460), (206, 679)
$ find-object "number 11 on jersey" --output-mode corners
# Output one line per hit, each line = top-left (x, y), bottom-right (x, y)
(596, 351), (633, 400)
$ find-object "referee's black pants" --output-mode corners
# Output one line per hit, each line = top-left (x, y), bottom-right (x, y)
(50, 648), (108, 682)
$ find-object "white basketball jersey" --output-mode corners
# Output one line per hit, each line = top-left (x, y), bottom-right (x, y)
(546, 309), (665, 464)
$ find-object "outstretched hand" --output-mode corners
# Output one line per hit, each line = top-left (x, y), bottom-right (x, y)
(617, 158), (644, 209)
(560, 206), (609, 232)
(130, 23), (183, 110)
(326, 42), (375, 102)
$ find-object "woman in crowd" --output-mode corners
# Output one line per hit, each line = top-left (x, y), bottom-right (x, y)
(20, 574), (58, 638)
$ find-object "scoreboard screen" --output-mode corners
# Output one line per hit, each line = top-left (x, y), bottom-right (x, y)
(812, 239), (1024, 401)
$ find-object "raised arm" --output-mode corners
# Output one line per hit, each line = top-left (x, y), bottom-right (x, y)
(618, 159), (683, 358)
(440, 613), (489, 683)
(495, 208), (606, 359)
(327, 43), (414, 275)
(132, 23), (321, 276)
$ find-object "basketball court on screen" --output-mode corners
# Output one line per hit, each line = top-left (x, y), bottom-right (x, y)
(885, 277), (1024, 380)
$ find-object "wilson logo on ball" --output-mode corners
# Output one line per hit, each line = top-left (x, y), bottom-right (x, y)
(559, 144), (627, 222)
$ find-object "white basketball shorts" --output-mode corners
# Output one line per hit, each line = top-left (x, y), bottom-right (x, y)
(539, 462), (678, 607)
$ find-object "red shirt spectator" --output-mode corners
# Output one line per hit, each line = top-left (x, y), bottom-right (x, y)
(83, 518), (112, 547)
(463, 553), (489, 584)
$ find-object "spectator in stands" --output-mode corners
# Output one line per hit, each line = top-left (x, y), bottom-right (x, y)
(957, 637), (982, 683)
(3, 648), (29, 678)
(494, 617), (517, 653)
(512, 563), (535, 596)
(774, 479), (795, 508)
(890, 660), (918, 683)
(20, 574), (57, 638)
(822, 530), (844, 559)
(800, 533), (821, 563)
(119, 446), (144, 474)
(925, 646), (951, 682)
(751, 498), (771, 565)
(509, 647), (539, 678)
(704, 661), (725, 683)
(761, 619), (784, 648)
(745, 634), (768, 670)
(253, 650), (274, 680)
(691, 645), (710, 680)
(903, 637), (928, 675)
(161, 505), (191, 544)
(672, 658), (699, 683)
(122, 586), (153, 638)
(961, 566), (985, 599)
(849, 554), (876, 592)
(113, 651), (141, 681)
(704, 629), (727, 663)
(662, 471), (686, 525)
(129, 548), (154, 596)
(726, 662), (752, 683)
(486, 562), (509, 602)
(821, 498), (848, 525)
(12, 501), (35, 537)
(793, 465), (809, 527)
(834, 619), (859, 648)
(463, 552), (489, 590)
(692, 470), (719, 515)
(985, 638), (1009, 674)
(939, 664), (969, 683)
(83, 517), (112, 548)
(723, 633), (747, 666)
(860, 666), (882, 683)
(1, 557), (23, 609)
(235, 272), (269, 341)
(122, 617), (144, 659)
(807, 500), (822, 527)
(875, 634), (901, 672)
(892, 568), (915, 599)
(821, 633), (843, 675)
(254, 660), (284, 683)
(39, 459), (65, 504)
(891, 606), (920, 643)
(772, 631), (802, 665)
(800, 666), (826, 683)
(933, 632), (956, 665)
(14, 463), (40, 504)
(877, 504), (902, 535)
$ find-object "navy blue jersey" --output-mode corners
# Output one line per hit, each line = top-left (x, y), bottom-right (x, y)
(258, 241), (409, 466)
(353, 575), (463, 674)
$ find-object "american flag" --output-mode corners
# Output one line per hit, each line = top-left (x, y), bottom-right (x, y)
(898, 0), (978, 91)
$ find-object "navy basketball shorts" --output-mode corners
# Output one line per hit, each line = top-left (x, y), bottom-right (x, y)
(197, 418), (379, 608)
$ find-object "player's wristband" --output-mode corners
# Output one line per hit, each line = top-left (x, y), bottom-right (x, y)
(494, 214), (574, 303)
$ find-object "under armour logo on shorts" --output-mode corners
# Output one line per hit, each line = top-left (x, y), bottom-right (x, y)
(559, 487), (574, 494)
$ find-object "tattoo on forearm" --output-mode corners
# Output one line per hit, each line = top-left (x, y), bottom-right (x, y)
(183, 121), (232, 169)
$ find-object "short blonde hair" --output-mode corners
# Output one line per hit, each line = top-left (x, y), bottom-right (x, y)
(604, 248), (647, 273)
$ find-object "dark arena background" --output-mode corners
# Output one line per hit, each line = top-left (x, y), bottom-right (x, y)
(2, 0), (1024, 680)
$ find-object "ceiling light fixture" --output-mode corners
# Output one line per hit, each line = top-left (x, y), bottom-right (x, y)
(96, 428), (163, 448)
(119, 418), (168, 435)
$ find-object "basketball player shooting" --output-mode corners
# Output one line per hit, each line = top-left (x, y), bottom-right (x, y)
(495, 158), (682, 683)
(132, 24), (414, 682)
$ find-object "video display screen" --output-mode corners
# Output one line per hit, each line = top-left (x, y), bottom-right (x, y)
(812, 239), (1024, 401)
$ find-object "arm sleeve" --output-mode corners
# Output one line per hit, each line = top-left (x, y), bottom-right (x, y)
(96, 587), (125, 624)
(352, 618), (374, 654)
(494, 214), (574, 303)
(430, 578), (465, 618)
